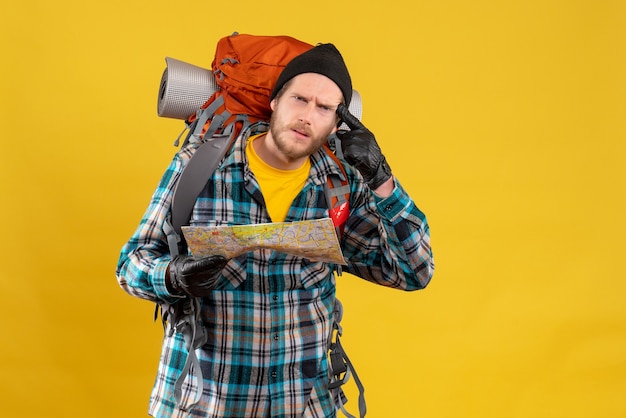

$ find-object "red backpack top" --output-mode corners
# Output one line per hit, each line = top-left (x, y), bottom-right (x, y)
(212, 33), (313, 120)
(187, 33), (313, 140)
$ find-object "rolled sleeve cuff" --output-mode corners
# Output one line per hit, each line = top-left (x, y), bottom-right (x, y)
(151, 258), (184, 302)
(373, 180), (413, 222)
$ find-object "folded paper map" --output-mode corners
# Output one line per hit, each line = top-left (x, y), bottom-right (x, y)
(182, 218), (346, 265)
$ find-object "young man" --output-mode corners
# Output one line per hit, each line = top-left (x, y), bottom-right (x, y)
(117, 43), (434, 417)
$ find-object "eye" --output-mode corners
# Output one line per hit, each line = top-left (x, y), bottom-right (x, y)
(318, 104), (335, 114)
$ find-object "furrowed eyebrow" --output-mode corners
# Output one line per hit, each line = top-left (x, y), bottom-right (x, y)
(289, 91), (340, 110)
(318, 101), (340, 111)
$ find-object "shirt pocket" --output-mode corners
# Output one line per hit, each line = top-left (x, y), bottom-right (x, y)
(299, 259), (334, 290)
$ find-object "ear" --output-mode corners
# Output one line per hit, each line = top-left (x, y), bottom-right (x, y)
(270, 98), (277, 111)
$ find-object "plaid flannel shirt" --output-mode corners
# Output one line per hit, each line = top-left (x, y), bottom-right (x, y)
(116, 133), (434, 417)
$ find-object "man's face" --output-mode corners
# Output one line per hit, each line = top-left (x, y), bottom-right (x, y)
(268, 73), (343, 164)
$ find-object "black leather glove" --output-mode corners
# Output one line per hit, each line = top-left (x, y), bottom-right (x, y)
(336, 104), (392, 190)
(166, 255), (228, 297)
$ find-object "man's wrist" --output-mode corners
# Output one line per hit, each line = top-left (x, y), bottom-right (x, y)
(165, 260), (184, 296)
(366, 157), (392, 191)
(371, 176), (395, 198)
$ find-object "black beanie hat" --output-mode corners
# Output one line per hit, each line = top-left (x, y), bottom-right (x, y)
(270, 43), (352, 106)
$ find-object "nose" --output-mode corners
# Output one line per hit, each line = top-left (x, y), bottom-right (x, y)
(298, 102), (315, 124)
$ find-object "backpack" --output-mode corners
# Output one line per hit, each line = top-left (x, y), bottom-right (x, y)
(157, 32), (366, 417)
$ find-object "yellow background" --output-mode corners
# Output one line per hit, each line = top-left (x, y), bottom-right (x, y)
(1, 0), (624, 417)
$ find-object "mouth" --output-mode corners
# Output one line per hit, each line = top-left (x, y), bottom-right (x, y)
(291, 127), (311, 140)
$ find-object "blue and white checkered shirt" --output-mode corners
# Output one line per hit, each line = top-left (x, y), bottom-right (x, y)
(116, 132), (434, 417)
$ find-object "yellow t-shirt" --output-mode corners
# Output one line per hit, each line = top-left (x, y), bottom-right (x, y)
(246, 134), (311, 222)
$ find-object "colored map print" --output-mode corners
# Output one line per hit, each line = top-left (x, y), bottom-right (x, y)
(182, 218), (346, 265)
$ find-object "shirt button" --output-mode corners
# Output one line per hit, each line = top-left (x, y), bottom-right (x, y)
(271, 371), (277, 378)
(385, 204), (393, 211)
(274, 334), (279, 340)
(273, 295), (278, 301)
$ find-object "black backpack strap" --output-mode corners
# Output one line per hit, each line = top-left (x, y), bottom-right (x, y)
(172, 297), (207, 408)
(159, 132), (233, 410)
(328, 299), (367, 418)
(170, 133), (233, 237)
(163, 132), (234, 257)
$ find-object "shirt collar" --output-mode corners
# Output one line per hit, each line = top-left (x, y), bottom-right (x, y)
(220, 131), (346, 186)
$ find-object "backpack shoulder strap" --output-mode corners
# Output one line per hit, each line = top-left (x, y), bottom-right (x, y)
(170, 134), (232, 236)
(323, 144), (351, 240)
(322, 146), (367, 418)
(329, 299), (367, 418)
(163, 132), (233, 257)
